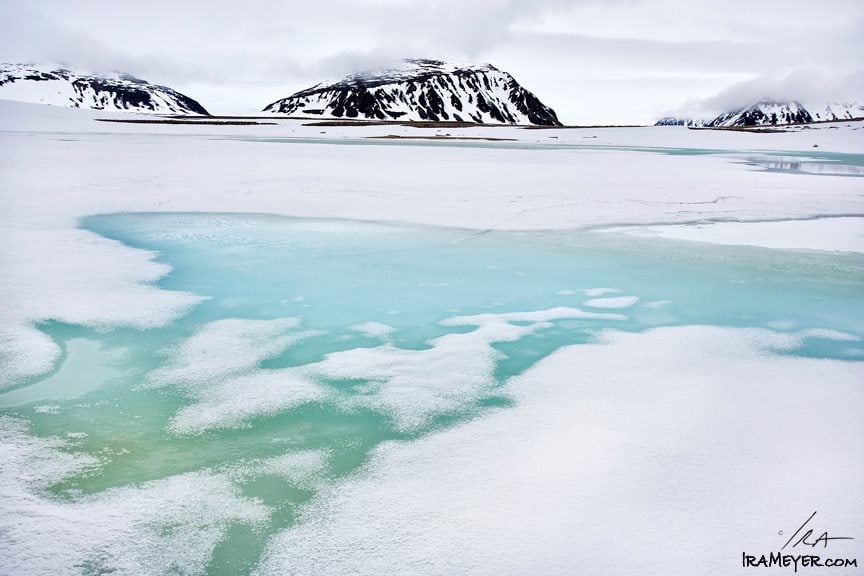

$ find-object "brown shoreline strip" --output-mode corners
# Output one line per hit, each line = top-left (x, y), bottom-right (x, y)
(95, 119), (277, 126)
(366, 135), (517, 142)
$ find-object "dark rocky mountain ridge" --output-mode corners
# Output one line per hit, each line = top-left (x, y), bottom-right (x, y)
(264, 59), (561, 126)
(0, 63), (209, 115)
(656, 99), (863, 128)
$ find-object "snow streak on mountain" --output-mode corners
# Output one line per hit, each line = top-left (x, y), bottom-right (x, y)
(264, 59), (561, 126)
(0, 64), (209, 115)
(808, 101), (864, 122)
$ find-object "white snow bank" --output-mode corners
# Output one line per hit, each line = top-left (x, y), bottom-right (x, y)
(3, 98), (863, 235)
(254, 326), (864, 576)
(0, 228), (203, 389)
(603, 217), (864, 253)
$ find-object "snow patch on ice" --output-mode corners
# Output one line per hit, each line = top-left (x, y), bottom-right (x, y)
(0, 417), (268, 576)
(168, 370), (326, 434)
(316, 307), (626, 431)
(154, 308), (625, 434)
(226, 449), (331, 489)
(584, 296), (640, 309)
(763, 325), (861, 342)
(257, 450), (330, 487)
(440, 306), (627, 326)
(581, 287), (622, 297)
(349, 322), (396, 339)
(33, 404), (61, 414)
(147, 318), (315, 389)
(145, 318), (326, 434)
(797, 328), (861, 342)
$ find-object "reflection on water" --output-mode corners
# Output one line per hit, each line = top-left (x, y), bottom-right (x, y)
(741, 156), (864, 176)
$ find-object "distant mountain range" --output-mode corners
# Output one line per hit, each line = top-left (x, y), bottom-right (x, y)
(654, 117), (706, 127)
(656, 99), (864, 128)
(0, 63), (208, 115)
(263, 59), (562, 126)
(3, 61), (861, 129)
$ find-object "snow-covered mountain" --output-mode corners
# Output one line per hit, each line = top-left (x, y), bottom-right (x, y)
(654, 117), (706, 127)
(657, 99), (864, 128)
(707, 100), (812, 127)
(0, 63), (209, 115)
(263, 59), (561, 126)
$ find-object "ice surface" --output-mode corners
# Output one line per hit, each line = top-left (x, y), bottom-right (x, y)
(254, 326), (864, 576)
(0, 339), (126, 406)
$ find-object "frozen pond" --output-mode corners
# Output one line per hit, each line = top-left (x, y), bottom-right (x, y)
(235, 135), (864, 176)
(1, 212), (862, 574)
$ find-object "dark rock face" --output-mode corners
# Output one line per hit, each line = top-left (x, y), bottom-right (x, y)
(0, 64), (209, 115)
(70, 77), (209, 115)
(264, 59), (561, 126)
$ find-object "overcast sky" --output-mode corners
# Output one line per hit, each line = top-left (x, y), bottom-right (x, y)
(1, 0), (862, 123)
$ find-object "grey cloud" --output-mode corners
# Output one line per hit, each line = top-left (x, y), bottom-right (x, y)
(693, 68), (864, 116)
(0, 0), (861, 121)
